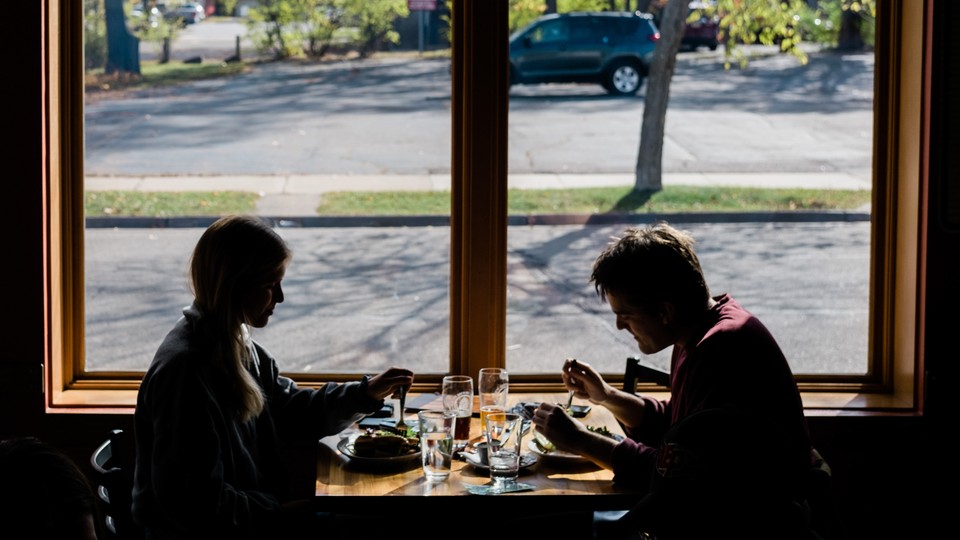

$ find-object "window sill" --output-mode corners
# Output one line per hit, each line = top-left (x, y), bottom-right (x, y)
(47, 388), (920, 417)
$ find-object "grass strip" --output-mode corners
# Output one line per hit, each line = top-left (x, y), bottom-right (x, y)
(85, 191), (258, 217)
(317, 186), (872, 215)
(84, 186), (871, 217)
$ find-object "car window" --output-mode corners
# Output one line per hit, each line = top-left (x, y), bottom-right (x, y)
(570, 18), (602, 43)
(529, 19), (569, 44)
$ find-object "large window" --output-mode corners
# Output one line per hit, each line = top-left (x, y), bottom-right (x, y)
(47, 1), (923, 411)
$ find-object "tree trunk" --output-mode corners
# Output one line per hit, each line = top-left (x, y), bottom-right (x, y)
(545, 0), (557, 15)
(636, 0), (654, 13)
(104, 0), (140, 74)
(634, 0), (687, 191)
(837, 10), (864, 51)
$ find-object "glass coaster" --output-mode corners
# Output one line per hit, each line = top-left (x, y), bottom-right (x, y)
(464, 482), (535, 495)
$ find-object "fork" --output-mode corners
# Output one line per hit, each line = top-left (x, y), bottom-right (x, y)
(395, 385), (408, 432)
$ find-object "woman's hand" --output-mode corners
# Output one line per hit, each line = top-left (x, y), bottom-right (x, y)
(562, 359), (614, 404)
(365, 367), (414, 401)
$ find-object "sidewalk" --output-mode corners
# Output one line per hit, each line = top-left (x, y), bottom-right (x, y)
(86, 171), (872, 217)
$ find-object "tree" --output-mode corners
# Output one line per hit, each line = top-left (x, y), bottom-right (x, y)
(634, 0), (686, 192)
(104, 0), (140, 74)
(633, 0), (865, 192)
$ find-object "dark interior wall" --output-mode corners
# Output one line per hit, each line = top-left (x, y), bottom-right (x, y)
(5, 3), (950, 540)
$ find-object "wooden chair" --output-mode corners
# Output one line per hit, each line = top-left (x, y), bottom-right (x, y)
(90, 429), (143, 540)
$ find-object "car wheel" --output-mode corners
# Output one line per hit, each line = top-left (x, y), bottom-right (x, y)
(604, 61), (642, 96)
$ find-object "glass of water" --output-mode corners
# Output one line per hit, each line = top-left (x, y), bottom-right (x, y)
(417, 410), (454, 481)
(484, 411), (523, 493)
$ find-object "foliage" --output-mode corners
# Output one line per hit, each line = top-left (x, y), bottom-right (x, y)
(557, 0), (610, 13)
(509, 0), (546, 33)
(215, 0), (240, 16)
(247, 0), (408, 59)
(128, 3), (184, 62)
(247, 0), (303, 59)
(713, 0), (812, 68)
(343, 0), (409, 57)
(85, 0), (108, 70)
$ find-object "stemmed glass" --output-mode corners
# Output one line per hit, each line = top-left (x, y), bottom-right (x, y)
(441, 375), (474, 455)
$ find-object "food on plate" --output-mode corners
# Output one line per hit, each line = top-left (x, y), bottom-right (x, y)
(587, 425), (617, 439)
(532, 432), (556, 453)
(352, 429), (419, 457)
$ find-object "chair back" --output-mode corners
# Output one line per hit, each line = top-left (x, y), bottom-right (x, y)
(623, 356), (670, 394)
(90, 429), (143, 540)
(806, 448), (847, 540)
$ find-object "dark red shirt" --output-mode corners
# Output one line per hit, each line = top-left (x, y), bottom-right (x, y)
(610, 294), (812, 490)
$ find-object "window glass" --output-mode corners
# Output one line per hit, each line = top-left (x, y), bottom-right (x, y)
(505, 8), (874, 377)
(83, 2), (452, 375)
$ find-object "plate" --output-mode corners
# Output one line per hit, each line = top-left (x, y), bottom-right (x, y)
(463, 451), (538, 471)
(337, 437), (421, 465)
(527, 440), (590, 463)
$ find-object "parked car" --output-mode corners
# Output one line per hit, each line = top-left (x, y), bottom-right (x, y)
(509, 11), (661, 96)
(683, 1), (720, 51)
(166, 2), (206, 25)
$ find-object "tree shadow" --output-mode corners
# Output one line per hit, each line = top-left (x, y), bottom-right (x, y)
(608, 188), (657, 213)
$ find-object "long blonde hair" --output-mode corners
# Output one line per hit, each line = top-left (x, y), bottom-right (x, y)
(189, 215), (292, 422)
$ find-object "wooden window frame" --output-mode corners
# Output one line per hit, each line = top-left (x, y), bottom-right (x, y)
(44, 0), (925, 414)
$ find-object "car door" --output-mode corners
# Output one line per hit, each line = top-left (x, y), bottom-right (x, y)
(510, 18), (573, 79)
(564, 17), (609, 75)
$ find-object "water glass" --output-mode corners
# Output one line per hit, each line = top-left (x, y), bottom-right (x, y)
(478, 368), (508, 436)
(485, 411), (523, 492)
(417, 410), (454, 481)
(440, 375), (474, 454)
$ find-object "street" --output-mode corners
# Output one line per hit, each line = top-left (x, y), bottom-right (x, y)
(83, 19), (874, 377)
(86, 20), (873, 179)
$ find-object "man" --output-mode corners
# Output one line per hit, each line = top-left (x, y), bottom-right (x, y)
(531, 223), (815, 537)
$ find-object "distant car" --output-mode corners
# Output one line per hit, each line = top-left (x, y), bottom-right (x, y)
(129, 5), (162, 29)
(509, 11), (661, 96)
(167, 2), (206, 25)
(682, 1), (720, 51)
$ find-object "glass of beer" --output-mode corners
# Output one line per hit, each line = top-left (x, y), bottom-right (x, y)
(441, 375), (473, 455)
(478, 368), (508, 436)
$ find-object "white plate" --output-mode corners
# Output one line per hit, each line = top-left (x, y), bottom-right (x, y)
(527, 440), (589, 463)
(463, 451), (538, 471)
(337, 437), (420, 465)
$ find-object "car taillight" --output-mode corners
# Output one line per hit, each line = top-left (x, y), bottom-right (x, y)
(649, 32), (660, 42)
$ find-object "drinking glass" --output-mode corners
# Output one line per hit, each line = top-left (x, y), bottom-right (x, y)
(485, 411), (523, 493)
(478, 368), (509, 436)
(417, 410), (454, 481)
(441, 375), (474, 454)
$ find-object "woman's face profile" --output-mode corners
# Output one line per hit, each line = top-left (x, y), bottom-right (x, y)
(241, 265), (287, 328)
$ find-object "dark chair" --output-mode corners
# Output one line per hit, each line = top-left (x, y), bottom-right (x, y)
(805, 448), (847, 540)
(90, 429), (143, 540)
(623, 356), (670, 393)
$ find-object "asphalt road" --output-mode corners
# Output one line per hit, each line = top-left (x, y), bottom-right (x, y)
(86, 219), (870, 377)
(85, 21), (874, 179)
(83, 20), (874, 378)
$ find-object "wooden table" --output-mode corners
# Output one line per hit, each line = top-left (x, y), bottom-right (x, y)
(314, 393), (641, 514)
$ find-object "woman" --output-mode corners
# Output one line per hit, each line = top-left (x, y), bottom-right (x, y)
(132, 215), (413, 539)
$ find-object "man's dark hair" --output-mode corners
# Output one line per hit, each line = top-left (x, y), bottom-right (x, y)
(590, 222), (710, 317)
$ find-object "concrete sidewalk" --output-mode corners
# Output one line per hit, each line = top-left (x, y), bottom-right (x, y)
(86, 171), (872, 217)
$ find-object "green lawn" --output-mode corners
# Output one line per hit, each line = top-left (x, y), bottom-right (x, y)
(84, 186), (871, 217)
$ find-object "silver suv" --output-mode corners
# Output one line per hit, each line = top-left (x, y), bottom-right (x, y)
(509, 11), (661, 96)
